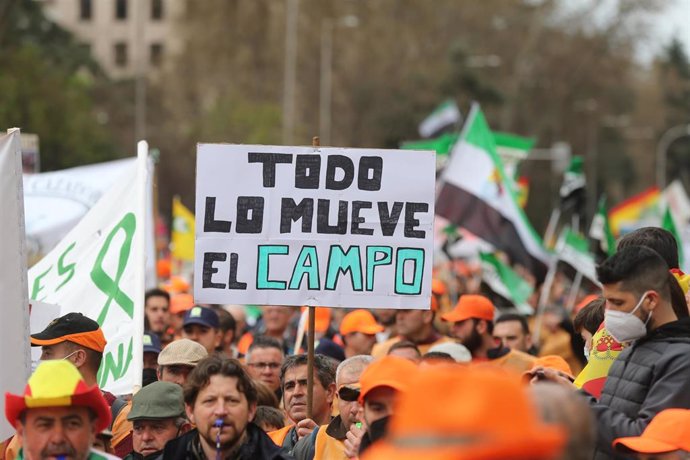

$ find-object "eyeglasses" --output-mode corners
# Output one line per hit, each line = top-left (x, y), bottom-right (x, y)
(337, 385), (361, 402)
(247, 362), (281, 370)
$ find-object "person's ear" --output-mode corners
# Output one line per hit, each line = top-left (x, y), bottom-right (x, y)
(476, 320), (488, 334)
(71, 349), (88, 369)
(422, 310), (433, 325)
(214, 330), (222, 348)
(185, 403), (196, 425)
(326, 382), (337, 404)
(646, 291), (659, 311)
(247, 402), (257, 422)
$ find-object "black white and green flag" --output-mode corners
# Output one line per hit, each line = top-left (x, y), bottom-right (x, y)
(418, 99), (461, 138)
(436, 103), (550, 280)
(479, 252), (534, 314)
(556, 227), (598, 284)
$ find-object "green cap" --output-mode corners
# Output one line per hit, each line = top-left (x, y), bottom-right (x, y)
(127, 381), (185, 421)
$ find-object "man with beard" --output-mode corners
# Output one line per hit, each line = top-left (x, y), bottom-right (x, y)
(442, 294), (535, 373)
(5, 360), (118, 460)
(162, 356), (289, 459)
(371, 302), (453, 358)
(268, 354), (337, 453)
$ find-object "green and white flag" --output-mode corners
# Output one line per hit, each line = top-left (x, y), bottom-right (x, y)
(27, 147), (149, 395)
(493, 132), (535, 180)
(662, 206), (685, 268)
(418, 99), (461, 138)
(589, 196), (615, 257)
(556, 228), (598, 284)
(436, 103), (550, 280)
(479, 252), (534, 314)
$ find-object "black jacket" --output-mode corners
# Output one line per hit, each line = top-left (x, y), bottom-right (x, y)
(586, 317), (690, 459)
(162, 423), (293, 460)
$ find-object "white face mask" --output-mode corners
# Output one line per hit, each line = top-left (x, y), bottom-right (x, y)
(605, 292), (653, 343)
(31, 351), (80, 374)
(583, 346), (590, 362)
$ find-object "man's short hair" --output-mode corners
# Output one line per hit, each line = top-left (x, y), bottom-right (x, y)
(336, 355), (374, 383)
(215, 308), (237, 334)
(246, 336), (284, 362)
(184, 356), (257, 407)
(618, 227), (679, 268)
(280, 354), (336, 390)
(495, 313), (530, 335)
(253, 405), (285, 430)
(597, 246), (671, 300)
(573, 297), (605, 335)
(388, 340), (421, 357)
(145, 288), (170, 304)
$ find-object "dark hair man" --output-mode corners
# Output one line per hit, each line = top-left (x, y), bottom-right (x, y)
(182, 306), (222, 355)
(245, 336), (285, 396)
(540, 246), (690, 459)
(386, 340), (421, 363)
(268, 354), (337, 453)
(442, 295), (536, 373)
(144, 288), (171, 336)
(493, 313), (535, 354)
(372, 305), (452, 359)
(162, 356), (289, 459)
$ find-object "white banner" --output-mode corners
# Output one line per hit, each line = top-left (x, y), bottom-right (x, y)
(27, 156), (148, 395)
(23, 158), (134, 262)
(0, 129), (31, 440)
(195, 144), (436, 309)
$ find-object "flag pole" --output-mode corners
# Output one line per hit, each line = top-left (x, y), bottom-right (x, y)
(132, 140), (148, 394)
(532, 257), (557, 346)
(306, 136), (319, 420)
(565, 271), (583, 312)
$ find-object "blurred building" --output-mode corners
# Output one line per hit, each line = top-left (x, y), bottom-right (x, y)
(38, 0), (183, 79)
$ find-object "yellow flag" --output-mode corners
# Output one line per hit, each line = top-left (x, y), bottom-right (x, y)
(171, 196), (195, 261)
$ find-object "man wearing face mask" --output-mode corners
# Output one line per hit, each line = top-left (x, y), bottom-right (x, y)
(540, 246), (690, 460)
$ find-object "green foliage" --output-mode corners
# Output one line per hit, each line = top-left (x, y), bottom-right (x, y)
(0, 0), (116, 170)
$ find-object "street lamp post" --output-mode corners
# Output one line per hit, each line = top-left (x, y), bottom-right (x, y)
(656, 124), (690, 189)
(319, 15), (358, 146)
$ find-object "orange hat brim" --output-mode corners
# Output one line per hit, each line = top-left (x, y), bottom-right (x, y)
(342, 324), (384, 336)
(613, 436), (679, 454)
(30, 330), (107, 353)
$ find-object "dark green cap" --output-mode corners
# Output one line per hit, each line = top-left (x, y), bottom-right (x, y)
(128, 381), (185, 421)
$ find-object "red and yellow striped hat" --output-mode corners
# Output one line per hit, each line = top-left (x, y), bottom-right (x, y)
(5, 360), (111, 432)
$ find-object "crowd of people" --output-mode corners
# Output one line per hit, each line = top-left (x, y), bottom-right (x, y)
(4, 226), (690, 459)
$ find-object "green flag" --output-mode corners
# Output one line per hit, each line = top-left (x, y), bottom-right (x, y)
(556, 227), (598, 283)
(662, 207), (685, 268)
(589, 196), (615, 258)
(479, 252), (535, 314)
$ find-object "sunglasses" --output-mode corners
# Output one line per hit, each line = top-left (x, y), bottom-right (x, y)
(338, 385), (361, 402)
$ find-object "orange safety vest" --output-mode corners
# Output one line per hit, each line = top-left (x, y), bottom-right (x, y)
(268, 424), (294, 447)
(314, 426), (347, 460)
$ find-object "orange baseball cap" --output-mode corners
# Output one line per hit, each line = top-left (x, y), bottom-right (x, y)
(359, 355), (418, 404)
(361, 365), (565, 460)
(30, 313), (107, 353)
(441, 295), (494, 323)
(170, 293), (195, 314)
(523, 355), (574, 383)
(162, 276), (190, 294)
(340, 310), (384, 336)
(431, 278), (447, 296)
(613, 408), (690, 454)
(302, 307), (331, 333)
(574, 294), (600, 314)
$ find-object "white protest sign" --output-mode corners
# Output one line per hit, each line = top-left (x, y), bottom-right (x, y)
(0, 129), (31, 440)
(28, 153), (148, 395)
(194, 144), (435, 309)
